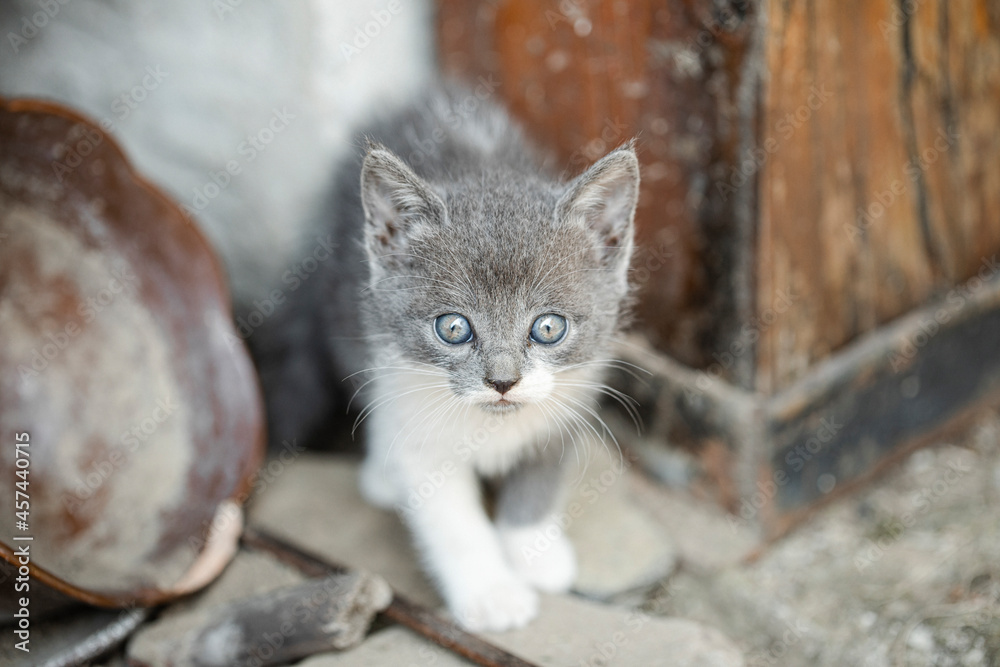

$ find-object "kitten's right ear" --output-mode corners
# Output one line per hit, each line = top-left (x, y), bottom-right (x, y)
(556, 141), (640, 270)
(360, 143), (446, 257)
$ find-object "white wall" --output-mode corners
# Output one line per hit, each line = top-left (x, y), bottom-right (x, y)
(0, 0), (434, 308)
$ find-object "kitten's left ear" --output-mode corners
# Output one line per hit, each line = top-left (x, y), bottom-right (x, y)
(360, 143), (447, 259)
(556, 141), (640, 269)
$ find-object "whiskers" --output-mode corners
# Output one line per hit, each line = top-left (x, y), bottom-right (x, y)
(385, 385), (460, 474)
(349, 355), (648, 491)
(546, 391), (623, 482)
(346, 360), (452, 434)
(546, 357), (649, 481)
(554, 379), (642, 432)
(347, 361), (459, 482)
(555, 356), (651, 383)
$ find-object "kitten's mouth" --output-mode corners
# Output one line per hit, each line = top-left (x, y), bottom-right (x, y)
(480, 398), (523, 413)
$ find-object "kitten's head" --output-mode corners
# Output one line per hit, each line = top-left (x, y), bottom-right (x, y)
(359, 142), (640, 412)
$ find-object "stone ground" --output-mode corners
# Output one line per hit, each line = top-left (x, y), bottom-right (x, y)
(16, 411), (1000, 666)
(645, 412), (1000, 667)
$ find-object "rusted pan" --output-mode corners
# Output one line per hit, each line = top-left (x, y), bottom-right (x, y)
(0, 98), (264, 612)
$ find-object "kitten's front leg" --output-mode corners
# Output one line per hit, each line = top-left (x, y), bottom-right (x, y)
(400, 462), (539, 631)
(495, 452), (577, 593)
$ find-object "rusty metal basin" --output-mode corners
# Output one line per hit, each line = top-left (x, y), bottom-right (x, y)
(0, 98), (264, 612)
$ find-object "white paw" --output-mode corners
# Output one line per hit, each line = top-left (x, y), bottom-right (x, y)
(498, 523), (577, 593)
(358, 459), (398, 509)
(450, 576), (539, 632)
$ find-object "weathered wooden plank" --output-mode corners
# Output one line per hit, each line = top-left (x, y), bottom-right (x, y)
(757, 0), (1000, 393)
(908, 0), (1000, 283)
(762, 270), (1000, 535)
(758, 0), (927, 393)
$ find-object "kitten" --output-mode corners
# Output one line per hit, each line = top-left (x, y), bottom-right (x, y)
(257, 83), (640, 631)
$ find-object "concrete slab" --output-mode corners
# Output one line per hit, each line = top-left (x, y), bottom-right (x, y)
(247, 453), (440, 607)
(625, 470), (759, 572)
(562, 447), (679, 601)
(248, 451), (681, 606)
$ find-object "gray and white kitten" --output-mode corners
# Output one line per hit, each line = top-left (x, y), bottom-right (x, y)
(258, 83), (639, 631)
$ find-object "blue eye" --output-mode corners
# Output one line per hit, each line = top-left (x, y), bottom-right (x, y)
(530, 314), (567, 344)
(435, 313), (473, 344)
